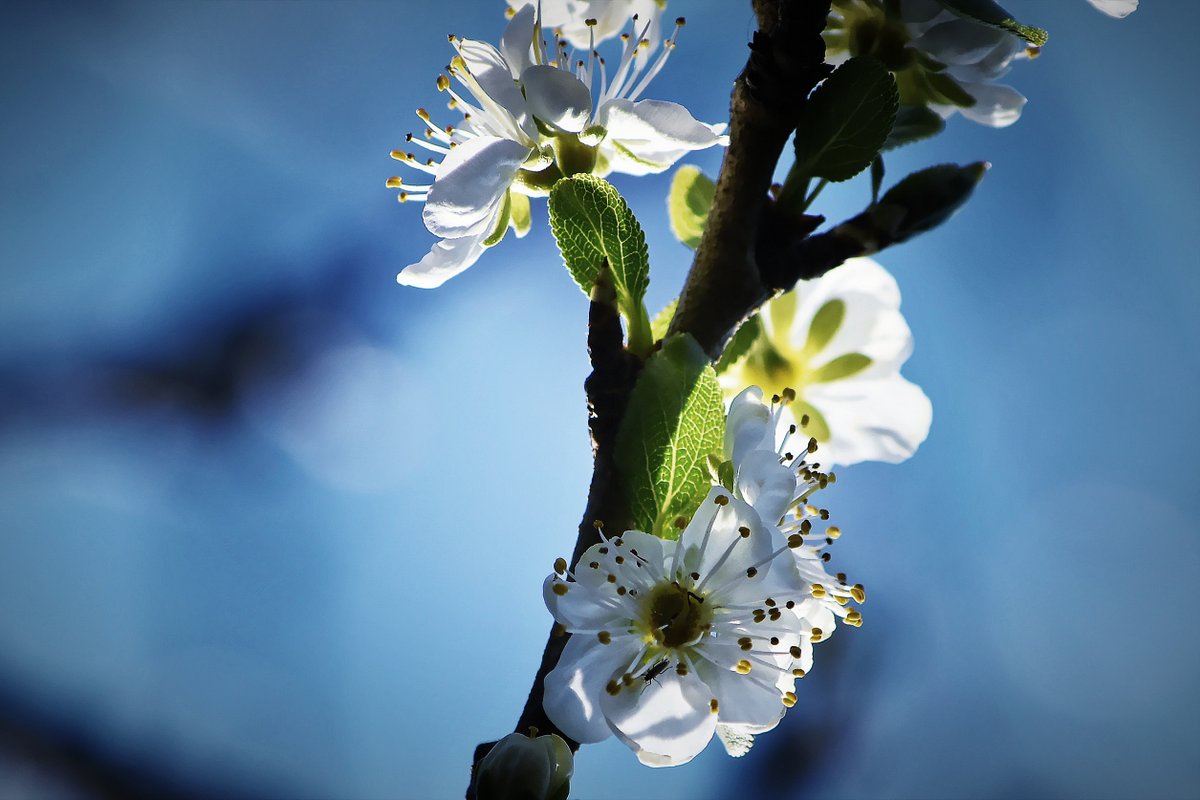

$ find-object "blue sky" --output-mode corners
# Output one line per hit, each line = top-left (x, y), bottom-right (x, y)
(1, 2), (1196, 798)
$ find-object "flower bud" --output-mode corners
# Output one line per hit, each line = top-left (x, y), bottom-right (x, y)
(476, 731), (573, 800)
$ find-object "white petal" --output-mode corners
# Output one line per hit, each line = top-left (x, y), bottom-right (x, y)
(803, 374), (933, 467)
(724, 386), (772, 466)
(543, 575), (627, 630)
(913, 20), (1015, 66)
(522, 65), (593, 133)
(792, 258), (914, 379)
(715, 724), (755, 757)
(499, 5), (537, 77)
(734, 450), (797, 527)
(600, 668), (717, 766)
(682, 489), (775, 592)
(456, 36), (536, 140)
(693, 655), (787, 731)
(957, 82), (1026, 128)
(423, 137), (530, 238)
(396, 229), (490, 289)
(1088, 0), (1137, 18)
(598, 98), (727, 176)
(543, 632), (641, 744)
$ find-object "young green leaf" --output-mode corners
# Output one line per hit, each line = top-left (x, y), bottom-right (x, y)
(874, 161), (989, 242)
(883, 106), (946, 151)
(937, 0), (1048, 46)
(615, 333), (725, 539)
(548, 175), (650, 321)
(793, 56), (899, 184)
(667, 165), (716, 249)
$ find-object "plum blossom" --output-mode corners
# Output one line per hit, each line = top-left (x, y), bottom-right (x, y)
(506, 0), (666, 50)
(826, 0), (1135, 128)
(392, 5), (724, 287)
(719, 258), (932, 468)
(542, 392), (863, 765)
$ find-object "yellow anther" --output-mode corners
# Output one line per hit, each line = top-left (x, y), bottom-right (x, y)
(810, 628), (823, 643)
(554, 557), (568, 575)
(714, 495), (729, 506)
(851, 584), (867, 603)
(846, 610), (863, 627)
(389, 149), (408, 161)
(789, 645), (802, 659)
(811, 584), (827, 599)
(416, 108), (431, 121)
(397, 193), (409, 203)
(598, 631), (612, 644)
(615, 555), (625, 565)
(606, 574), (617, 584)
(807, 437), (818, 454)
(827, 526), (841, 540)
(735, 660), (752, 675)
(436, 74), (450, 91)
(738, 637), (752, 651)
(793, 668), (806, 678)
(552, 582), (568, 596)
(782, 692), (797, 708)
(781, 387), (796, 403)
(450, 55), (467, 72)
(710, 698), (719, 713)
(386, 177), (403, 188)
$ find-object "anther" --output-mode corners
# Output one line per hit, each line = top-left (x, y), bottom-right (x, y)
(436, 75), (450, 91)
(793, 668), (806, 677)
(785, 600), (796, 609)
(851, 584), (867, 603)
(738, 636), (752, 651)
(552, 583), (568, 596)
(739, 526), (751, 539)
(827, 526), (841, 539)
(553, 557), (567, 575)
(821, 553), (832, 562)
(710, 698), (719, 713)
(615, 556), (625, 564)
(606, 574), (617, 584)
(746, 567), (758, 578)
(606, 679), (621, 696)
(781, 388), (796, 402)
(789, 646), (802, 659)
(782, 692), (797, 708)
(770, 636), (780, 646)
(714, 495), (729, 506)
(735, 660), (752, 675)
(807, 437), (818, 454)
(385, 177), (403, 188)
(552, 623), (567, 637)
(788, 534), (804, 548)
(810, 627), (823, 643)
(597, 631), (612, 644)
(811, 585), (827, 598)
(674, 516), (688, 529)
(588, 561), (599, 570)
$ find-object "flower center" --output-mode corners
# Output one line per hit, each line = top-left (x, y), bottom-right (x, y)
(642, 580), (712, 649)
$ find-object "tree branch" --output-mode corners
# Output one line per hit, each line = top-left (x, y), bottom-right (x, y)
(668, 0), (833, 357)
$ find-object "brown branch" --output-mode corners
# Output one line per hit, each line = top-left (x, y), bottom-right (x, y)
(668, 0), (833, 358)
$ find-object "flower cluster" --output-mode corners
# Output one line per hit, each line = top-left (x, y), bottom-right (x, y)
(390, 2), (725, 288)
(542, 388), (863, 766)
(825, 0), (1137, 127)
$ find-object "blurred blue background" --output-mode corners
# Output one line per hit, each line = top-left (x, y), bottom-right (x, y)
(1, 1), (1196, 798)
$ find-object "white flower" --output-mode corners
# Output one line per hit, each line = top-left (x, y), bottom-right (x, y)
(542, 490), (810, 766)
(1087, 0), (1137, 18)
(507, 0), (666, 50)
(720, 258), (932, 468)
(392, 5), (725, 287)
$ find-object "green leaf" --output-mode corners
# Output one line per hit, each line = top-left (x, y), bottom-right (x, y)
(937, 0), (1048, 47)
(548, 174), (650, 321)
(793, 56), (899, 183)
(667, 165), (716, 249)
(715, 314), (762, 375)
(870, 156), (884, 204)
(884, 106), (946, 151)
(615, 333), (725, 539)
(875, 161), (988, 242)
(651, 297), (678, 342)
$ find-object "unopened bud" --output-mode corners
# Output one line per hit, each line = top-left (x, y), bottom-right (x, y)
(476, 731), (573, 800)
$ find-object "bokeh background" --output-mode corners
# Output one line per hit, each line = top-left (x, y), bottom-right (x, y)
(2, 1), (1196, 798)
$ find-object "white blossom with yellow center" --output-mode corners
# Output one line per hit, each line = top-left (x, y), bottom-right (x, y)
(720, 258), (932, 468)
(391, 4), (724, 287)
